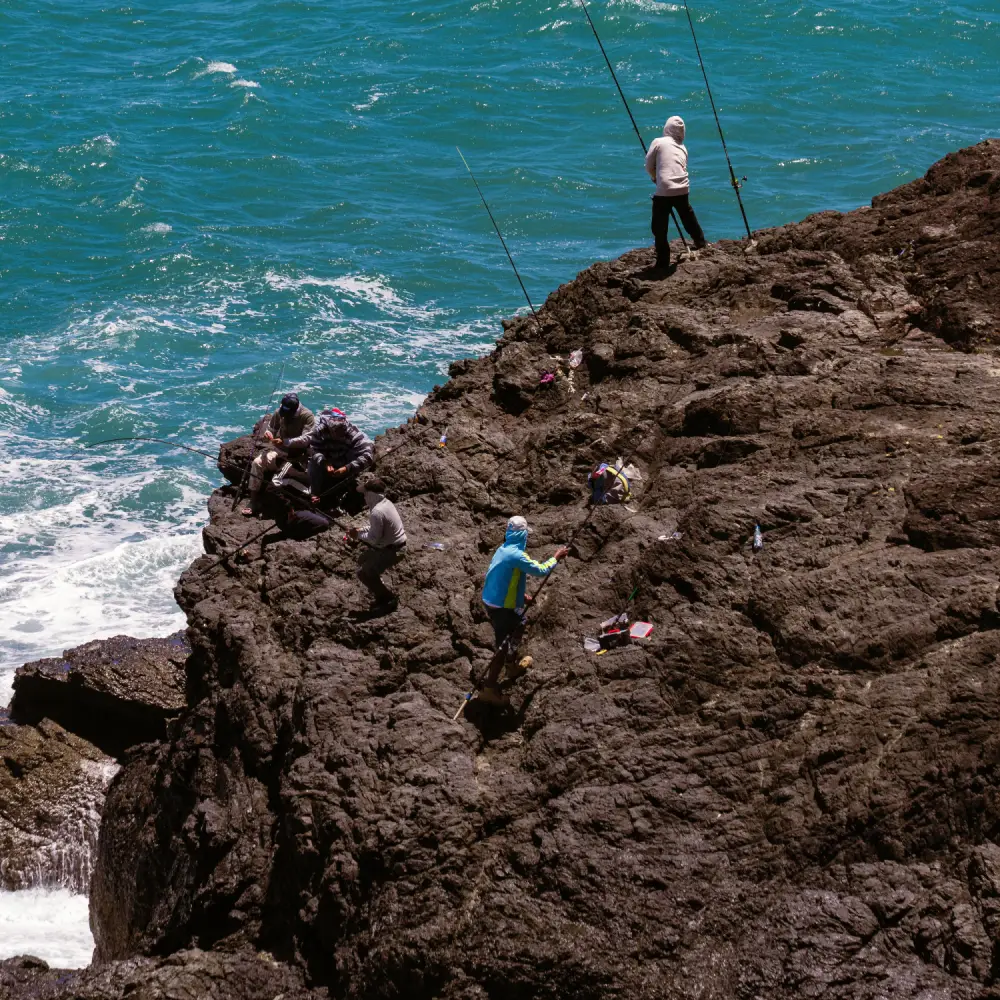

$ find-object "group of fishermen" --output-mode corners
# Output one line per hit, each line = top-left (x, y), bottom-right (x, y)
(239, 392), (635, 701)
(235, 112), (694, 688)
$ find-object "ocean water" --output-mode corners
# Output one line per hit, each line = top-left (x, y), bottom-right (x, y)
(0, 0), (997, 966)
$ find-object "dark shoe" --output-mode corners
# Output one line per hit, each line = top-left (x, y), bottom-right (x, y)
(504, 655), (532, 681)
(476, 684), (509, 707)
(369, 595), (398, 614)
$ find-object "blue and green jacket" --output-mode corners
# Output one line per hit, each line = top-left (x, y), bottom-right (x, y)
(481, 525), (557, 611)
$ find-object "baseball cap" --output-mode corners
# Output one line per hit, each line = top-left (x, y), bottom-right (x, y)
(279, 392), (299, 413)
(507, 515), (532, 534)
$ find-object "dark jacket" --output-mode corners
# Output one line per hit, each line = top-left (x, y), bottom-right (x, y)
(266, 404), (315, 442)
(286, 413), (374, 473)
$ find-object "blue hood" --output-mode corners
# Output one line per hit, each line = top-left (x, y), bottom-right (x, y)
(505, 526), (528, 549)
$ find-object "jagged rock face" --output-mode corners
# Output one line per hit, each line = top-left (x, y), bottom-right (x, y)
(0, 718), (116, 892)
(11, 634), (188, 759)
(0, 949), (325, 1000)
(90, 142), (1000, 998)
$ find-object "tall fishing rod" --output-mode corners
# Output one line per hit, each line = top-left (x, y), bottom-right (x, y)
(231, 360), (287, 511)
(456, 147), (540, 328)
(576, 0), (688, 250)
(682, 0), (752, 239)
(86, 436), (219, 462)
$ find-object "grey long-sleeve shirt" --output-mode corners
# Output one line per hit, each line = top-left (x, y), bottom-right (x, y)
(358, 496), (406, 548)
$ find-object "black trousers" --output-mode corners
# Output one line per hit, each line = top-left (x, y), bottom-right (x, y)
(487, 606), (524, 652)
(651, 194), (706, 267)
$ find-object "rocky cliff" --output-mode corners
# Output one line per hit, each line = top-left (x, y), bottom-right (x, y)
(10, 140), (1000, 999)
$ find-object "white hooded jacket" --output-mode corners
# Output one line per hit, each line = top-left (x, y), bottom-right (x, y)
(645, 116), (689, 196)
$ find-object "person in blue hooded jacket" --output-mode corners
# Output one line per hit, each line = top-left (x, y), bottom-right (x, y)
(479, 515), (568, 703)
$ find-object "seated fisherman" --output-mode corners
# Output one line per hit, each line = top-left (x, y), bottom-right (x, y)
(348, 476), (406, 612)
(242, 392), (315, 516)
(588, 460), (632, 505)
(479, 515), (568, 705)
(277, 407), (374, 506)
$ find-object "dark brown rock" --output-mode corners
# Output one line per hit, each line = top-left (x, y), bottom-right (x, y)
(0, 949), (326, 1000)
(11, 634), (188, 759)
(63, 140), (1000, 998)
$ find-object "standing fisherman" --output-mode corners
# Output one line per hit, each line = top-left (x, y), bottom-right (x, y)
(645, 116), (708, 270)
(479, 516), (569, 704)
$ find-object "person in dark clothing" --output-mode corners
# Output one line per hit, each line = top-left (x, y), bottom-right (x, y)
(645, 116), (708, 270)
(242, 392), (315, 516)
(277, 407), (374, 506)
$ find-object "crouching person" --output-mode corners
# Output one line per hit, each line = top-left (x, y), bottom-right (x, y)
(243, 392), (315, 516)
(278, 407), (374, 508)
(348, 476), (406, 613)
(587, 460), (633, 505)
(478, 515), (568, 705)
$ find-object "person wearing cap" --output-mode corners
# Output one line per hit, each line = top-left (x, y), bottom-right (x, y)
(243, 392), (315, 516)
(588, 460), (632, 505)
(347, 476), (406, 611)
(278, 407), (374, 506)
(479, 516), (569, 704)
(645, 115), (708, 271)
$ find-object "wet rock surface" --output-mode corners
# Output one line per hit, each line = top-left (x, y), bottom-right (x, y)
(17, 141), (1000, 998)
(11, 633), (188, 759)
(0, 718), (116, 892)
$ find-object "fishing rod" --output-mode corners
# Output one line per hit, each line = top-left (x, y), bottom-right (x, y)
(200, 475), (357, 572)
(576, 0), (688, 250)
(86, 436), (219, 462)
(457, 147), (541, 328)
(231, 360), (287, 512)
(682, 0), (752, 239)
(453, 440), (649, 719)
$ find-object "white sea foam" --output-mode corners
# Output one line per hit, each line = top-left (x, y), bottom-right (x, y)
(230, 79), (260, 89)
(0, 889), (94, 968)
(352, 88), (385, 111)
(0, 529), (201, 704)
(141, 222), (172, 233)
(263, 271), (445, 321)
(201, 60), (237, 75)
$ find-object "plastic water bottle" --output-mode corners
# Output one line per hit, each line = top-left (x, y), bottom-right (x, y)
(752, 524), (763, 552)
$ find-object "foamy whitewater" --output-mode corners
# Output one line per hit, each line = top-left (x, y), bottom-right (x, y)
(0, 890), (93, 968)
(1, 0), (997, 971)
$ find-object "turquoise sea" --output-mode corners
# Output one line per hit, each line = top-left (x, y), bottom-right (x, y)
(1, 0), (998, 705)
(0, 0), (997, 968)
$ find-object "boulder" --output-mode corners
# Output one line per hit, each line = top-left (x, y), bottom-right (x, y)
(10, 634), (188, 760)
(0, 949), (325, 1000)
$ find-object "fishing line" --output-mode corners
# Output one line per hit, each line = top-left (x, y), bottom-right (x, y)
(86, 436), (219, 462)
(199, 475), (357, 572)
(682, 0), (752, 239)
(576, 0), (688, 250)
(457, 147), (541, 328)
(231, 360), (287, 511)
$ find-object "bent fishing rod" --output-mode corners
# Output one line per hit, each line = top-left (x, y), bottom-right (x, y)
(576, 0), (688, 250)
(682, 0), (752, 238)
(457, 147), (541, 329)
(86, 436), (219, 462)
